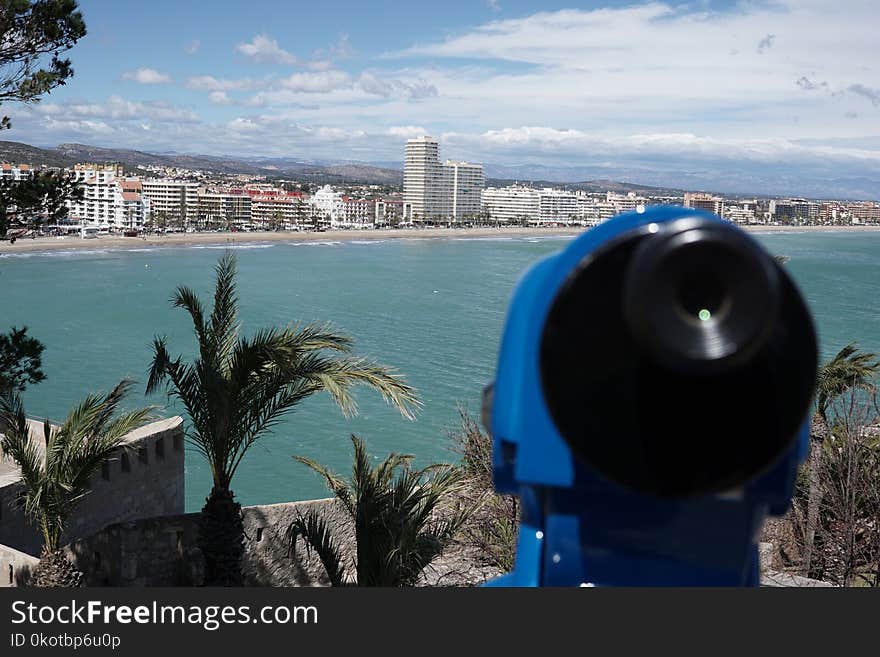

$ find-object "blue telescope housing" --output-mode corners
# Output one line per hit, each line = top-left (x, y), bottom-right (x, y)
(484, 206), (818, 586)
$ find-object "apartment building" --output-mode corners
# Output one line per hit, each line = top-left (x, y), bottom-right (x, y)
(65, 164), (148, 229)
(684, 192), (724, 215)
(141, 179), (199, 227)
(197, 191), (252, 228)
(403, 137), (484, 222)
(848, 201), (880, 224)
(375, 198), (403, 226)
(445, 161), (485, 220)
(607, 191), (648, 214)
(248, 189), (310, 229)
(769, 198), (820, 223)
(0, 163), (33, 182)
(578, 197), (617, 225)
(311, 185), (344, 224)
(723, 204), (758, 224)
(482, 186), (540, 223)
(538, 188), (580, 223)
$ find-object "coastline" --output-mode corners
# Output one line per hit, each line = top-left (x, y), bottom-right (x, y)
(1, 223), (879, 256)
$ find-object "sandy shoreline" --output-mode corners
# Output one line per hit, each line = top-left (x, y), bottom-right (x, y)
(1, 224), (878, 255)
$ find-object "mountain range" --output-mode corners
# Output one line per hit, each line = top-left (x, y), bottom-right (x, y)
(0, 140), (696, 196)
(2, 140), (870, 200)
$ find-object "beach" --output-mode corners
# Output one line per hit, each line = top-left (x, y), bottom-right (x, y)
(1, 224), (879, 255)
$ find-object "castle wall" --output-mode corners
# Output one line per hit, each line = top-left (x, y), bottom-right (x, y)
(0, 544), (38, 587)
(66, 498), (351, 587)
(0, 417), (185, 558)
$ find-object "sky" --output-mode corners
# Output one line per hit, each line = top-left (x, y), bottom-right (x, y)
(3, 0), (880, 196)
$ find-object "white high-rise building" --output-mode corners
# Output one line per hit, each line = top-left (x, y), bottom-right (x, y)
(142, 179), (199, 227)
(607, 191), (648, 214)
(65, 164), (148, 229)
(311, 185), (345, 224)
(403, 137), (484, 222)
(445, 161), (485, 220)
(482, 186), (541, 223)
(538, 188), (579, 223)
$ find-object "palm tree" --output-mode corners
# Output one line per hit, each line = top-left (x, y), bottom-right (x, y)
(146, 253), (419, 586)
(802, 343), (879, 576)
(288, 435), (470, 586)
(0, 381), (152, 587)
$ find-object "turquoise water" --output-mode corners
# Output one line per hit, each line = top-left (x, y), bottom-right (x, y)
(1, 232), (879, 511)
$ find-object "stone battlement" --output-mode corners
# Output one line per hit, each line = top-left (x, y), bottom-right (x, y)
(0, 417), (185, 571)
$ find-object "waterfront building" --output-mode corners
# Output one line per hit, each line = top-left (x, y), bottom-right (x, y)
(403, 137), (484, 222)
(445, 161), (485, 220)
(607, 191), (648, 214)
(847, 201), (880, 224)
(375, 198), (404, 226)
(65, 164), (148, 230)
(770, 198), (820, 224)
(337, 197), (375, 228)
(723, 204), (757, 224)
(141, 179), (199, 228)
(197, 191), (252, 229)
(538, 188), (580, 224)
(684, 192), (724, 215)
(248, 189), (310, 229)
(311, 185), (345, 225)
(119, 181), (149, 230)
(482, 185), (541, 223)
(578, 197), (616, 225)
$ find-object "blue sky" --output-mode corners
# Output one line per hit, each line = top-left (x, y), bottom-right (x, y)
(4, 0), (880, 196)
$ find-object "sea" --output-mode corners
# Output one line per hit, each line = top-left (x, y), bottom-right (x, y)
(1, 231), (878, 511)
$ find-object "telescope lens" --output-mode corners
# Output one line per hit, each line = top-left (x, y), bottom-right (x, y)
(678, 271), (726, 323)
(623, 222), (781, 371)
(539, 216), (818, 498)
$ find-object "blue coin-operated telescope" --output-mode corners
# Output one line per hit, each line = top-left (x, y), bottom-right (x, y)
(483, 206), (818, 586)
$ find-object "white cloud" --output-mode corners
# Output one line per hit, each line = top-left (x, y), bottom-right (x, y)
(208, 91), (233, 105)
(236, 34), (298, 65)
(186, 75), (263, 91)
(121, 68), (172, 84)
(387, 126), (429, 139)
(36, 95), (199, 124)
(279, 70), (352, 93)
(358, 72), (394, 97)
(185, 39), (201, 55)
(357, 72), (438, 99)
(227, 117), (263, 132)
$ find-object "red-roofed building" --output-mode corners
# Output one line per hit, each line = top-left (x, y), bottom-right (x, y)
(0, 163), (34, 182)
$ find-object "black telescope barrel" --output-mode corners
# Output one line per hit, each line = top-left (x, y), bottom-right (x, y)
(623, 218), (781, 374)
(539, 216), (818, 498)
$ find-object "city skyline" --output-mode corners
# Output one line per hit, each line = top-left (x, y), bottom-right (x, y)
(1, 1), (878, 198)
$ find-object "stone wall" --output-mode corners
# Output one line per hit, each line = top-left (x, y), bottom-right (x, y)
(67, 499), (351, 587)
(0, 417), (186, 556)
(0, 544), (39, 588)
(64, 498), (499, 587)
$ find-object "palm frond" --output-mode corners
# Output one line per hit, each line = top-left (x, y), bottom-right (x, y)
(171, 286), (209, 357)
(294, 435), (471, 586)
(816, 343), (879, 420)
(294, 454), (354, 514)
(309, 356), (421, 420)
(149, 253), (420, 496)
(208, 252), (240, 367)
(287, 509), (347, 586)
(0, 383), (152, 551)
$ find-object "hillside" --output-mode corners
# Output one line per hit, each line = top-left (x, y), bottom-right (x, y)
(0, 141), (404, 185)
(0, 141), (77, 168)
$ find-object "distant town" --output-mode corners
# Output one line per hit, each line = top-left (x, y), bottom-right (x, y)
(1, 136), (878, 239)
